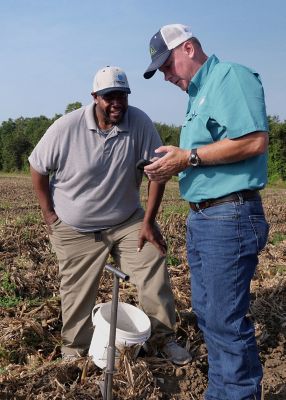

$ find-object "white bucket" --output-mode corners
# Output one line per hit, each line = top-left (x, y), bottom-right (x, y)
(88, 301), (151, 369)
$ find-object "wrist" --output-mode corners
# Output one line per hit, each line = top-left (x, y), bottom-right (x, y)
(42, 209), (56, 217)
(42, 210), (58, 225)
(186, 150), (192, 167)
(142, 217), (154, 226)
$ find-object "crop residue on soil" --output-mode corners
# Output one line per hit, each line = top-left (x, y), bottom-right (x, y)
(0, 177), (285, 399)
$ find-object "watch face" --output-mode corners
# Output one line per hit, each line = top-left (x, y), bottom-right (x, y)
(191, 155), (199, 166)
(190, 149), (200, 167)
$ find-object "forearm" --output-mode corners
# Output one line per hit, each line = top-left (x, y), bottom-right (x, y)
(30, 166), (57, 224)
(143, 181), (165, 224)
(145, 131), (268, 181)
(196, 131), (269, 166)
(138, 180), (167, 255)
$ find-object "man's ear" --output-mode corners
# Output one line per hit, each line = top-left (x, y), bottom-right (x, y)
(91, 92), (98, 104)
(182, 40), (195, 58)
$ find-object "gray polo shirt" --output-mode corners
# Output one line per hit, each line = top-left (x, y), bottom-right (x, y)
(28, 103), (162, 231)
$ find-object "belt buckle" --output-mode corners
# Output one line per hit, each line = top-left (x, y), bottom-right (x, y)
(195, 203), (201, 210)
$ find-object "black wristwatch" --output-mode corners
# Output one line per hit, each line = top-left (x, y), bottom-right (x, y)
(188, 148), (201, 167)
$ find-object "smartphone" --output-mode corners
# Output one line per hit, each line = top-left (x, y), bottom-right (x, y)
(136, 159), (153, 170)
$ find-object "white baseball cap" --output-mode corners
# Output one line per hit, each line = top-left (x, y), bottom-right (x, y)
(144, 24), (193, 79)
(93, 66), (131, 95)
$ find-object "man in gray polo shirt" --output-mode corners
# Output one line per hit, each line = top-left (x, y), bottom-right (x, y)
(28, 66), (191, 365)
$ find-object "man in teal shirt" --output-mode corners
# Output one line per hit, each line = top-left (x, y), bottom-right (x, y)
(143, 24), (269, 400)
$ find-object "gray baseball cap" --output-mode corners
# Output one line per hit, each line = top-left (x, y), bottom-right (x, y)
(93, 66), (131, 95)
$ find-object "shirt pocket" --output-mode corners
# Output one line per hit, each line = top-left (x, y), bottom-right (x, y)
(181, 111), (214, 148)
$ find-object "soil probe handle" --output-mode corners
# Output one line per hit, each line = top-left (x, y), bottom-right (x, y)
(104, 264), (130, 281)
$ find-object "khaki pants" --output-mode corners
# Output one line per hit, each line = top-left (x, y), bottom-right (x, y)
(49, 209), (176, 356)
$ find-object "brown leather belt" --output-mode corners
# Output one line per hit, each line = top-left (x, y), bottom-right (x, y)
(189, 190), (260, 211)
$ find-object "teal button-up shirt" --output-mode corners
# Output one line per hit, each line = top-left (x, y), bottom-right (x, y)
(179, 55), (268, 203)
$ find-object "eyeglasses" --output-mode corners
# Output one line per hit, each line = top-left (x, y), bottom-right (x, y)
(101, 92), (128, 102)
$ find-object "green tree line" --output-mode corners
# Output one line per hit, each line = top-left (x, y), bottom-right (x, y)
(0, 104), (285, 182)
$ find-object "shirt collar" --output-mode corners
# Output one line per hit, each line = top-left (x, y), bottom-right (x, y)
(84, 102), (129, 133)
(188, 54), (219, 96)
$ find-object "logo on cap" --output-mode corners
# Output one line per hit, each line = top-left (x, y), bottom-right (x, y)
(150, 46), (157, 56)
(116, 74), (126, 85)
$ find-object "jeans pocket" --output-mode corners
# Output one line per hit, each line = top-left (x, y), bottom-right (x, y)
(249, 215), (269, 253)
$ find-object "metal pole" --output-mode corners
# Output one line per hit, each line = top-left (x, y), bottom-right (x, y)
(104, 274), (119, 400)
(103, 265), (129, 400)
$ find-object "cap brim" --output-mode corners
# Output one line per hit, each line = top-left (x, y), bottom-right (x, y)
(95, 87), (131, 96)
(143, 50), (171, 79)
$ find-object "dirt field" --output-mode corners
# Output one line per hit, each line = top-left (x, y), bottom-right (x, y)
(0, 175), (285, 399)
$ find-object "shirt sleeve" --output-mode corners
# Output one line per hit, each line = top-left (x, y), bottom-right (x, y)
(142, 119), (163, 160)
(212, 65), (269, 139)
(28, 120), (61, 175)
(130, 107), (163, 160)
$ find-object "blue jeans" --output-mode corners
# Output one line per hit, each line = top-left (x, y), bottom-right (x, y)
(186, 195), (269, 400)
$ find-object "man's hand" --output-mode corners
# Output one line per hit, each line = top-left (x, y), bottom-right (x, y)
(144, 146), (190, 181)
(137, 221), (167, 256)
(41, 210), (58, 234)
(42, 210), (58, 227)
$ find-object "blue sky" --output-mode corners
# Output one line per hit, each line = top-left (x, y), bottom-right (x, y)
(1, 0), (285, 126)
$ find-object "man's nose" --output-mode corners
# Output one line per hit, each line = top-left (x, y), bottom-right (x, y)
(110, 98), (121, 105)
